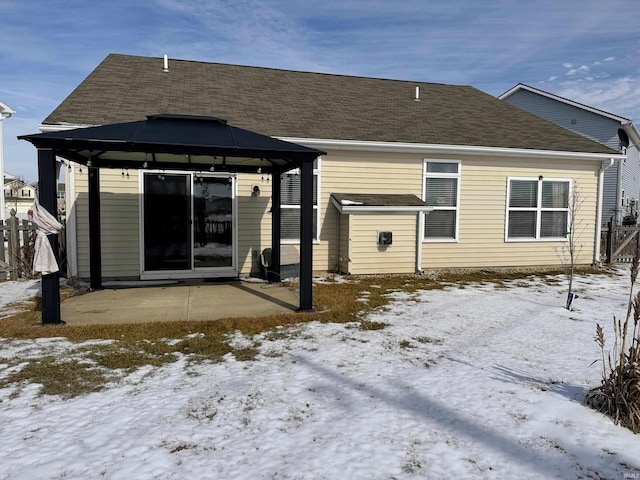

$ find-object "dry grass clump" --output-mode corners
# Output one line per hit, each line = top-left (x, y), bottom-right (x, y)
(585, 253), (640, 433)
(0, 356), (112, 399)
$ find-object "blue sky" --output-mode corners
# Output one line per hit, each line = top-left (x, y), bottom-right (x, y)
(1, 0), (639, 182)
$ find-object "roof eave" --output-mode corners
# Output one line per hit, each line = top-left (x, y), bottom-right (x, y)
(0, 100), (15, 116)
(499, 84), (633, 124)
(283, 137), (622, 161)
(39, 122), (96, 133)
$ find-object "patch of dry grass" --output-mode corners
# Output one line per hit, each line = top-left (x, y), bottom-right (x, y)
(0, 267), (611, 399)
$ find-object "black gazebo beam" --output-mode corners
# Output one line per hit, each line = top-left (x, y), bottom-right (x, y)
(37, 148), (62, 325)
(298, 158), (314, 312)
(88, 166), (102, 290)
(24, 139), (318, 163)
(51, 154), (305, 175)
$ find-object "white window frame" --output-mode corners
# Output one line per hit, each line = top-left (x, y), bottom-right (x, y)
(505, 177), (571, 242)
(280, 157), (321, 244)
(422, 159), (461, 243)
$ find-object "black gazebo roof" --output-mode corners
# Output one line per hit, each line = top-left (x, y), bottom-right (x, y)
(19, 114), (325, 173)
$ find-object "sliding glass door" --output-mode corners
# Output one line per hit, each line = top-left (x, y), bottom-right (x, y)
(143, 173), (191, 271)
(142, 173), (235, 276)
(193, 176), (233, 269)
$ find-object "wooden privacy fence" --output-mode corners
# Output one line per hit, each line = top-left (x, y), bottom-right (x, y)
(601, 220), (640, 264)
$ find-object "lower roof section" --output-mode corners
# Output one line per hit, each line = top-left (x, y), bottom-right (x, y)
(331, 193), (433, 214)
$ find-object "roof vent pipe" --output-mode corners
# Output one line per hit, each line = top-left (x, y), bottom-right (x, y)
(414, 86), (420, 101)
(163, 54), (169, 72)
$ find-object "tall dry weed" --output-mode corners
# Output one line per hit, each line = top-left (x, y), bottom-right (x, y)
(585, 249), (640, 432)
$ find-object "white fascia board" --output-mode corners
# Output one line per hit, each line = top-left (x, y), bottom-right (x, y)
(331, 196), (433, 214)
(0, 100), (15, 116)
(498, 83), (527, 100)
(280, 136), (625, 162)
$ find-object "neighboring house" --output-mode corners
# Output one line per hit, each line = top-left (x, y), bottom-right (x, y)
(499, 84), (640, 226)
(35, 54), (622, 280)
(3, 175), (36, 220)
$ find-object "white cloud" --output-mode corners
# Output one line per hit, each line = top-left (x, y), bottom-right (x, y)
(566, 65), (590, 76)
(557, 76), (640, 123)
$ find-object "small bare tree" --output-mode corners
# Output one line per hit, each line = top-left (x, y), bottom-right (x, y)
(555, 181), (585, 310)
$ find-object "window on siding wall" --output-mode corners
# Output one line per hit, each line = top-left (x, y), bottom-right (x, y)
(506, 178), (570, 240)
(423, 160), (460, 241)
(280, 159), (320, 241)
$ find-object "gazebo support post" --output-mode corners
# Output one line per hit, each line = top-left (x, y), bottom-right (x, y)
(298, 159), (314, 311)
(88, 166), (103, 290)
(269, 172), (281, 282)
(37, 148), (62, 325)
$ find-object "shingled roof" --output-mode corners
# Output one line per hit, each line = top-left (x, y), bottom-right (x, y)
(44, 53), (615, 155)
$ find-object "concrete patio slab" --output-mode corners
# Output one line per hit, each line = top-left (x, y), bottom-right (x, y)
(61, 281), (300, 326)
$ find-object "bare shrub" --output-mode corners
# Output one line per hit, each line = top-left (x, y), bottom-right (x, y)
(18, 228), (37, 279)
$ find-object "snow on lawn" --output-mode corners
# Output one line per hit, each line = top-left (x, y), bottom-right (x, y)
(1, 270), (640, 479)
(0, 279), (40, 318)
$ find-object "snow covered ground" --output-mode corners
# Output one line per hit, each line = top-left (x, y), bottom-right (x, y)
(1, 270), (640, 479)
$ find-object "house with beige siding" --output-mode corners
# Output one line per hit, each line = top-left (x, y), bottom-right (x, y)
(35, 54), (622, 281)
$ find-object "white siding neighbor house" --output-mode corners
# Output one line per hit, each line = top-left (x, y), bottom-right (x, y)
(500, 84), (640, 226)
(3, 175), (37, 220)
(25, 54), (623, 282)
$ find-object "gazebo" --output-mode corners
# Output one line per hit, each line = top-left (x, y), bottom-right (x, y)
(19, 114), (325, 325)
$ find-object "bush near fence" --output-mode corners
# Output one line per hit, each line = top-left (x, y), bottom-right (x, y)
(1, 209), (38, 280)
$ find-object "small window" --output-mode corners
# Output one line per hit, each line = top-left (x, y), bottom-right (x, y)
(506, 178), (570, 240)
(21, 189), (31, 198)
(423, 160), (460, 241)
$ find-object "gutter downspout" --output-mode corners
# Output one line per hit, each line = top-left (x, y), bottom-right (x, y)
(65, 163), (78, 278)
(417, 165), (427, 273)
(416, 212), (424, 273)
(595, 158), (615, 264)
(616, 156), (624, 224)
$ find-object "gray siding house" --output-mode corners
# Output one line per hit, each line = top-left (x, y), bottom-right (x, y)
(500, 84), (640, 225)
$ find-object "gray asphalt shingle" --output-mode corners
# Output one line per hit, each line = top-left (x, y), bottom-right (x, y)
(44, 53), (615, 155)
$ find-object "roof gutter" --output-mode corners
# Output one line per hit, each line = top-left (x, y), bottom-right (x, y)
(621, 121), (640, 148)
(280, 137), (622, 162)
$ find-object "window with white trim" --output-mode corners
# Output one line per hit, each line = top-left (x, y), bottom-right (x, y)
(423, 160), (460, 241)
(280, 159), (320, 242)
(506, 177), (570, 240)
